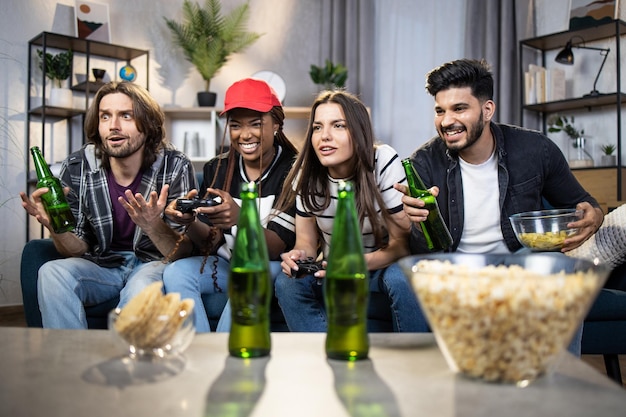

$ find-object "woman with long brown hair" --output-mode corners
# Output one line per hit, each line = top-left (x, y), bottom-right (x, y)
(275, 90), (427, 332)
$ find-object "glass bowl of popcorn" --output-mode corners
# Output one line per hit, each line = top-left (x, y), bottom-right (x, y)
(399, 253), (609, 385)
(509, 209), (583, 251)
(109, 282), (195, 359)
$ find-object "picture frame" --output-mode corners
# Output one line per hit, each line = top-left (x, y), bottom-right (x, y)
(75, 1), (111, 43)
(569, 0), (617, 30)
(616, 0), (626, 20)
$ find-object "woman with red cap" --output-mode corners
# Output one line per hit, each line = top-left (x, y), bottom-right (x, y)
(163, 78), (298, 332)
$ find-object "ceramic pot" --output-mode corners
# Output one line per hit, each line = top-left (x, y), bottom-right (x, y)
(197, 91), (217, 107)
(49, 88), (74, 108)
(601, 155), (617, 167)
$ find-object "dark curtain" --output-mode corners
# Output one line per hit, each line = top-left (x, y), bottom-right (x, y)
(464, 0), (536, 126)
(319, 0), (376, 106)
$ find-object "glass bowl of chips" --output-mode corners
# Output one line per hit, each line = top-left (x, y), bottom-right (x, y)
(509, 208), (583, 251)
(109, 282), (195, 358)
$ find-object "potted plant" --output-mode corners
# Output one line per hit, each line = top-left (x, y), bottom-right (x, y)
(164, 0), (262, 107)
(37, 49), (74, 108)
(309, 59), (348, 90)
(548, 115), (593, 168)
(600, 143), (617, 167)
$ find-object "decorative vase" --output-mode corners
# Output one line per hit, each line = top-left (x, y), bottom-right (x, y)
(568, 137), (594, 168)
(197, 91), (217, 107)
(49, 87), (74, 108)
(92, 68), (106, 83)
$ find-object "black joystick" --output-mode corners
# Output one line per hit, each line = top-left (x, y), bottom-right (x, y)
(291, 257), (324, 278)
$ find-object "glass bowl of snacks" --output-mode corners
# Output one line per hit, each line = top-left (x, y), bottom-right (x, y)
(399, 253), (609, 385)
(509, 209), (583, 251)
(109, 282), (195, 359)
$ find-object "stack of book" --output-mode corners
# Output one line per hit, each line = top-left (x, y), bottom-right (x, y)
(524, 64), (566, 105)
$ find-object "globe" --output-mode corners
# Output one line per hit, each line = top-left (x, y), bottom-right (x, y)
(119, 65), (137, 82)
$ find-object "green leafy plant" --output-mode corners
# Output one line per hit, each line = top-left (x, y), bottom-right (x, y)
(309, 59), (348, 90)
(548, 115), (593, 160)
(547, 115), (584, 140)
(164, 0), (262, 92)
(601, 144), (616, 156)
(37, 49), (73, 88)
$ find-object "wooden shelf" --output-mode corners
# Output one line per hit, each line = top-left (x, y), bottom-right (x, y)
(28, 105), (84, 118)
(523, 93), (626, 113)
(571, 167), (626, 213)
(71, 81), (106, 93)
(29, 32), (148, 61)
(520, 20), (626, 50)
(162, 106), (312, 120)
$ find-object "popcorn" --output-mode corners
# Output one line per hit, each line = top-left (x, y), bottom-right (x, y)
(411, 259), (597, 383)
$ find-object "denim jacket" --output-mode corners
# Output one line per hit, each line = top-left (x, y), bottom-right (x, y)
(408, 123), (600, 254)
(59, 143), (197, 266)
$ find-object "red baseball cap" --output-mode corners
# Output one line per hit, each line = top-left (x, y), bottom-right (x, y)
(220, 78), (282, 116)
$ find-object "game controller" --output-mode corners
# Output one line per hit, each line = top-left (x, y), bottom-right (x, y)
(291, 257), (324, 278)
(175, 196), (220, 213)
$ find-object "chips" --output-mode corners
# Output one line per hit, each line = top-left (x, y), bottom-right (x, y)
(114, 282), (194, 349)
(518, 230), (572, 251)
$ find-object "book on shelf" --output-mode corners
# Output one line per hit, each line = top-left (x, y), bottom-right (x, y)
(547, 67), (566, 102)
(524, 65), (566, 104)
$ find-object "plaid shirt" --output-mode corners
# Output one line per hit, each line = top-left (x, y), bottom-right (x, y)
(60, 143), (196, 266)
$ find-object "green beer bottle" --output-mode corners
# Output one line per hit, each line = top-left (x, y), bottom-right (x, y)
(401, 158), (452, 252)
(228, 181), (271, 358)
(30, 146), (75, 234)
(324, 180), (369, 361)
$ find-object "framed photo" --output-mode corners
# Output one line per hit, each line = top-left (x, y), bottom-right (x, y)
(75, 1), (110, 42)
(616, 0), (626, 20)
(569, 0), (617, 30)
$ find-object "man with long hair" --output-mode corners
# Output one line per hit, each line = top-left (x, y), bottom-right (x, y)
(21, 81), (196, 328)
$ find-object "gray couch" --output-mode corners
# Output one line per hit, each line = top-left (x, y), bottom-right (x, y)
(19, 238), (396, 332)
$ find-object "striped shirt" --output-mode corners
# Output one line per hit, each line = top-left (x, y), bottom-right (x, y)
(296, 144), (406, 257)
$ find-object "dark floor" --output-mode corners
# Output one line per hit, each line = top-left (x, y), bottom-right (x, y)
(0, 305), (624, 388)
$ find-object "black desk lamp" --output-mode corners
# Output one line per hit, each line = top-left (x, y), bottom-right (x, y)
(555, 38), (610, 97)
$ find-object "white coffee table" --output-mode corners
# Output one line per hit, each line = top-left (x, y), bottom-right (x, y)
(1, 327), (624, 417)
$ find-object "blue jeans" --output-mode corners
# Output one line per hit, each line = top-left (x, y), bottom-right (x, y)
(215, 261), (283, 333)
(162, 255), (230, 333)
(274, 263), (429, 332)
(37, 252), (165, 329)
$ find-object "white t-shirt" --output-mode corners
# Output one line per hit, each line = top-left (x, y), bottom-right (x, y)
(456, 151), (510, 254)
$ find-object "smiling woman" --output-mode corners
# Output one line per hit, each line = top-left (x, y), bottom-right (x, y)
(161, 78), (299, 333)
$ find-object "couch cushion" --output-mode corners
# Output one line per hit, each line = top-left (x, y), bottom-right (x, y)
(582, 320), (626, 354)
(586, 288), (626, 321)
